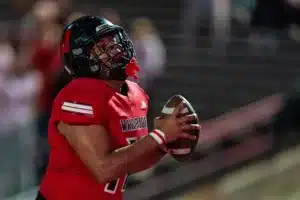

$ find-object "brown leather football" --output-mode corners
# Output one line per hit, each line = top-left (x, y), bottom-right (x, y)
(159, 95), (200, 162)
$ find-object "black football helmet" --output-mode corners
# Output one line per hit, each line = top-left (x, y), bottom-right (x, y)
(60, 15), (139, 80)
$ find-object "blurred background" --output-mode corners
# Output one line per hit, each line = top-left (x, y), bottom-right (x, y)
(1, 0), (300, 199)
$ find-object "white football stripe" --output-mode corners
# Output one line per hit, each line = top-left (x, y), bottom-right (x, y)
(161, 106), (175, 114)
(61, 105), (93, 115)
(161, 106), (189, 114)
(63, 102), (93, 111)
(170, 148), (191, 155)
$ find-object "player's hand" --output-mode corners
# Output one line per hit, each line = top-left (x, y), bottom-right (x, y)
(154, 102), (200, 143)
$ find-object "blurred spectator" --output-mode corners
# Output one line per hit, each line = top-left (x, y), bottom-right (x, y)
(0, 32), (17, 198)
(0, 26), (40, 197)
(0, 26), (16, 132)
(51, 11), (85, 101)
(24, 0), (65, 183)
(130, 17), (166, 95)
(4, 56), (42, 194)
(33, 0), (60, 25)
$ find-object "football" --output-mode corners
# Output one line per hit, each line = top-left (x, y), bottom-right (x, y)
(159, 95), (200, 162)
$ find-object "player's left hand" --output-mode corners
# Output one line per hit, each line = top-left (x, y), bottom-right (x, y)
(156, 94), (201, 162)
(176, 113), (200, 139)
(155, 113), (200, 155)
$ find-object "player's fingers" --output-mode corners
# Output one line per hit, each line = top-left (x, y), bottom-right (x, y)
(172, 101), (185, 118)
(177, 113), (197, 124)
(178, 132), (197, 140)
(181, 124), (201, 132)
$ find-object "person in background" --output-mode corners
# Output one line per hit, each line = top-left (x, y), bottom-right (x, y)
(51, 11), (86, 100)
(0, 23), (18, 198)
(0, 21), (41, 198)
(4, 49), (42, 195)
(25, 0), (64, 183)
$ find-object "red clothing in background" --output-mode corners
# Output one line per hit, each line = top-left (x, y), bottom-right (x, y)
(31, 41), (62, 112)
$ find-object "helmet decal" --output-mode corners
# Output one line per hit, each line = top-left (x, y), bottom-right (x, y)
(61, 29), (72, 54)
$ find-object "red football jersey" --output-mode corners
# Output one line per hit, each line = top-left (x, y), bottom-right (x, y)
(39, 78), (149, 200)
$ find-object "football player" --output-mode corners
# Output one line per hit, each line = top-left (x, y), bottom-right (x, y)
(35, 16), (200, 200)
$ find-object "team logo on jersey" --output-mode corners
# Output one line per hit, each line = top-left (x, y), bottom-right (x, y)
(120, 116), (147, 132)
(141, 101), (147, 110)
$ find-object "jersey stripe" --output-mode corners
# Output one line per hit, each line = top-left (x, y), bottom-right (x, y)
(61, 102), (94, 115)
(61, 106), (94, 115)
(63, 102), (93, 110)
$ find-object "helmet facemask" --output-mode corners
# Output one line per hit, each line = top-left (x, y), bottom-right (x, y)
(86, 29), (137, 80)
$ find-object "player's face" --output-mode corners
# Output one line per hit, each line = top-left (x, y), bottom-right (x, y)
(91, 35), (124, 68)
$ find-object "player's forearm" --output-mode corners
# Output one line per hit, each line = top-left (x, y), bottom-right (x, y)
(94, 135), (161, 183)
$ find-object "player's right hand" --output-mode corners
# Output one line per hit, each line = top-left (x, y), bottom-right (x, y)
(154, 102), (200, 143)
